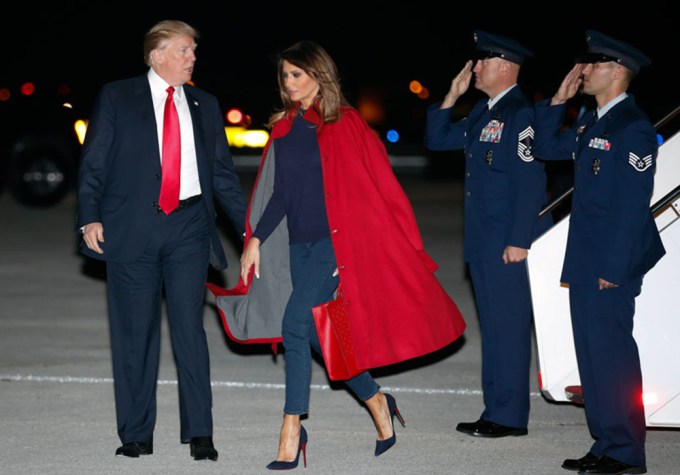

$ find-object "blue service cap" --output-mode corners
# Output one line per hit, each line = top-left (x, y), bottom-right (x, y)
(579, 29), (651, 73)
(473, 30), (533, 65)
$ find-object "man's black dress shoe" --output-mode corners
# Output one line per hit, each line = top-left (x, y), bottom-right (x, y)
(456, 419), (528, 438)
(578, 455), (646, 474)
(115, 441), (153, 457)
(562, 452), (598, 471)
(190, 436), (218, 461)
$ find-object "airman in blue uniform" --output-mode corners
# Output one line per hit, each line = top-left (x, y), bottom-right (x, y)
(425, 30), (551, 438)
(533, 30), (666, 474)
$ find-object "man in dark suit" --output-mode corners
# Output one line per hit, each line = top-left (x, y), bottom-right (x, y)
(77, 19), (247, 460)
(425, 30), (551, 438)
(533, 30), (665, 474)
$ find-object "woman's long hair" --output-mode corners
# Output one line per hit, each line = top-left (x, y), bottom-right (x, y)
(267, 41), (349, 128)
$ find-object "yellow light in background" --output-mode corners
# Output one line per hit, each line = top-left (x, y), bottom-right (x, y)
(74, 120), (88, 145)
(225, 126), (269, 148)
(72, 120), (268, 148)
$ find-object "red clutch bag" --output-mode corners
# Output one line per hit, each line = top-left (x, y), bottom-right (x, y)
(311, 285), (363, 381)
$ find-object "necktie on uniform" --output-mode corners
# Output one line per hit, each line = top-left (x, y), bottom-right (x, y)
(158, 86), (181, 214)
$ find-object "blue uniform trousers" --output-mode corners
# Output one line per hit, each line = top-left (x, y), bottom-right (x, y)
(569, 279), (646, 466)
(469, 258), (532, 428)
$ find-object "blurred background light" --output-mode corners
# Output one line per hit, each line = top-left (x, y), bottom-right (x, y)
(20, 82), (35, 96)
(226, 108), (243, 125)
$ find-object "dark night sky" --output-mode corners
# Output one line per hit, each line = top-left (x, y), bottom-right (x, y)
(4, 1), (678, 146)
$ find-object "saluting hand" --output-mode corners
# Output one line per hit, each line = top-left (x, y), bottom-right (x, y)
(551, 63), (585, 105)
(441, 60), (474, 109)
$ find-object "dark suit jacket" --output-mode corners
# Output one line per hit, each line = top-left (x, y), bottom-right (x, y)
(77, 74), (246, 269)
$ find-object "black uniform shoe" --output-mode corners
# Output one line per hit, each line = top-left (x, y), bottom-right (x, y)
(562, 452), (598, 471)
(578, 455), (646, 474)
(190, 436), (218, 461)
(455, 419), (528, 438)
(115, 441), (153, 457)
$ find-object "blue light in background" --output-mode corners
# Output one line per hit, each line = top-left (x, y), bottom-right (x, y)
(386, 129), (399, 143)
(657, 133), (664, 145)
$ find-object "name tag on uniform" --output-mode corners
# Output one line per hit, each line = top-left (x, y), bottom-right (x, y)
(480, 120), (504, 143)
(588, 137), (611, 151)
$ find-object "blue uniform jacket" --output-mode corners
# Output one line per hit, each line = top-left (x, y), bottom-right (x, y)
(425, 86), (550, 262)
(533, 96), (665, 285)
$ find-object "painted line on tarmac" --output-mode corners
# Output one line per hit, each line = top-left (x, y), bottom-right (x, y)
(0, 373), (543, 397)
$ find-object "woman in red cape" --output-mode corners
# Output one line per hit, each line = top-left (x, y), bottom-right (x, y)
(225, 41), (465, 469)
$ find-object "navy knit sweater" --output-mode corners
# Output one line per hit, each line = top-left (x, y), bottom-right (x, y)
(252, 112), (331, 244)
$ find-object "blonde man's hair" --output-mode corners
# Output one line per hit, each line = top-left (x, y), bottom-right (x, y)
(143, 20), (199, 67)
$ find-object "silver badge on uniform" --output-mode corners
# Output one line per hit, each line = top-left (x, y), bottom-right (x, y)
(517, 126), (534, 162)
(629, 152), (652, 171)
(592, 158), (600, 175)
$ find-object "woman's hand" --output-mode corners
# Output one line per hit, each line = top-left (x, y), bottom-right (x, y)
(240, 237), (261, 286)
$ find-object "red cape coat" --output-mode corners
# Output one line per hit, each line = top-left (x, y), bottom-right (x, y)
(209, 104), (466, 370)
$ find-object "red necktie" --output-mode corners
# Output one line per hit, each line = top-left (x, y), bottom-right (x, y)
(159, 86), (181, 214)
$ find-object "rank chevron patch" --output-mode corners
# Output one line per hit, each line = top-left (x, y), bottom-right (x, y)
(517, 126), (534, 162)
(628, 152), (653, 171)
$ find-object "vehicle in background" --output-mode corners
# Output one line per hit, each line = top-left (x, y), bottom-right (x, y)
(0, 79), (269, 208)
(0, 79), (86, 207)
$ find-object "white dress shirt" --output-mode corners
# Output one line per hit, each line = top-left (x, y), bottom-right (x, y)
(148, 68), (202, 200)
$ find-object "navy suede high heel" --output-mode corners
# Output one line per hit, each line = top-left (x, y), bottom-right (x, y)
(266, 425), (308, 470)
(374, 393), (405, 456)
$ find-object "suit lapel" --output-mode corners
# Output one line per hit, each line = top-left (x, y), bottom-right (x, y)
(131, 77), (163, 169)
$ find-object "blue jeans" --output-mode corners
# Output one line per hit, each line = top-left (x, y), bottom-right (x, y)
(282, 238), (380, 415)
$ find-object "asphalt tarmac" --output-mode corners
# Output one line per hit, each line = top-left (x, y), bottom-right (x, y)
(1, 171), (678, 474)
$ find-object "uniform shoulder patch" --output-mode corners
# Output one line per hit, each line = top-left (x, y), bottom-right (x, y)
(628, 152), (652, 172)
(517, 126), (534, 162)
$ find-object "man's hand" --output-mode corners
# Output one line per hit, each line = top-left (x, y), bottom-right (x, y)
(441, 60), (474, 109)
(503, 245), (528, 264)
(551, 63), (585, 105)
(82, 222), (105, 254)
(598, 278), (618, 290)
